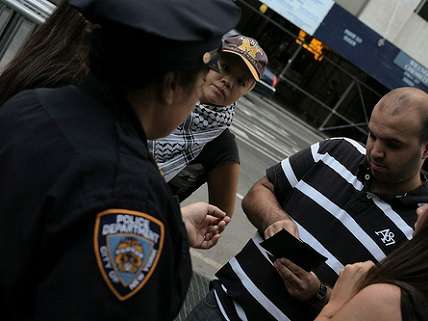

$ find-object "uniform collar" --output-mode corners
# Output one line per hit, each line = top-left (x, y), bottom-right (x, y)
(78, 74), (148, 146)
(357, 158), (428, 207)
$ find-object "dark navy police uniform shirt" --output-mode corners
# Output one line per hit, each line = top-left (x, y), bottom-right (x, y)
(0, 76), (191, 321)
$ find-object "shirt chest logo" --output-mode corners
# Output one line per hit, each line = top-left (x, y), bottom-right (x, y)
(375, 228), (396, 246)
(94, 209), (165, 301)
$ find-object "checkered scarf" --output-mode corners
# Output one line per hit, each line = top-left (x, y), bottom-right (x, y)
(149, 102), (236, 181)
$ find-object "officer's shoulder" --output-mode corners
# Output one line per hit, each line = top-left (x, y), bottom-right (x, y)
(0, 89), (41, 118)
(0, 88), (74, 152)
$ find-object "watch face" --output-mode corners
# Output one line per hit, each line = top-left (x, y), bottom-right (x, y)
(317, 284), (328, 300)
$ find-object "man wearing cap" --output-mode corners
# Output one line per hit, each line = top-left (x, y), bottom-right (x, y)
(150, 34), (268, 217)
(0, 0), (240, 320)
(185, 87), (428, 321)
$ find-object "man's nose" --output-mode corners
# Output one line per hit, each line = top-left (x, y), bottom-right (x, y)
(221, 76), (233, 88)
(371, 141), (385, 159)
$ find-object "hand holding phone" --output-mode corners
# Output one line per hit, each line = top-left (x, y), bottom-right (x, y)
(260, 228), (327, 272)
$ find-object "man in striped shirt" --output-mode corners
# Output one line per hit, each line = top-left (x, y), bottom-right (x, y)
(185, 87), (428, 321)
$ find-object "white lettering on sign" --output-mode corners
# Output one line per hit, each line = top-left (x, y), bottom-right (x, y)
(343, 29), (363, 47)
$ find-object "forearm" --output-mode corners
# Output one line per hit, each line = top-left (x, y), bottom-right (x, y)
(207, 163), (239, 217)
(242, 176), (294, 231)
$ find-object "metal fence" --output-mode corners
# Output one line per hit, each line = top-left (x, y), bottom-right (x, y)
(237, 0), (387, 142)
(0, 0), (54, 72)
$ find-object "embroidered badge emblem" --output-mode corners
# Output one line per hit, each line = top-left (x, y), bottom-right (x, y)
(94, 209), (165, 301)
(238, 37), (260, 59)
(375, 228), (396, 246)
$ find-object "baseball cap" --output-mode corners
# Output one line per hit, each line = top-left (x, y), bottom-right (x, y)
(221, 35), (268, 81)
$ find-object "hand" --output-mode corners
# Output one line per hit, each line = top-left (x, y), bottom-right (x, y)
(264, 219), (299, 239)
(181, 202), (231, 249)
(415, 204), (428, 234)
(274, 258), (320, 301)
(326, 261), (375, 315)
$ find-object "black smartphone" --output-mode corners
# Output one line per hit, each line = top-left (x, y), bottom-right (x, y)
(260, 228), (327, 272)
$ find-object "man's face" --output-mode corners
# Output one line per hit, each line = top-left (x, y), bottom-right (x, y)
(366, 101), (428, 188)
(200, 53), (255, 107)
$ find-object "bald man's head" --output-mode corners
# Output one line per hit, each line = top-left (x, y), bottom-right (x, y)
(374, 87), (428, 142)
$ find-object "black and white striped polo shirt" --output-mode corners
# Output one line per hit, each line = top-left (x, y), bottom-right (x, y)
(212, 138), (427, 321)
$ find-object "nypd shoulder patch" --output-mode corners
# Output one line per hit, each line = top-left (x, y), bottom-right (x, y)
(93, 209), (165, 301)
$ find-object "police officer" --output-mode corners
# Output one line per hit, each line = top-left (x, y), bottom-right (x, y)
(0, 0), (240, 320)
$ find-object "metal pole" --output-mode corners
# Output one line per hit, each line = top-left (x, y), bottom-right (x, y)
(321, 122), (368, 131)
(279, 76), (368, 136)
(279, 45), (302, 79)
(319, 80), (355, 129)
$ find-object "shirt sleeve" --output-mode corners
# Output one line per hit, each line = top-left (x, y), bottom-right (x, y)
(168, 129), (239, 201)
(266, 140), (327, 203)
(194, 128), (240, 171)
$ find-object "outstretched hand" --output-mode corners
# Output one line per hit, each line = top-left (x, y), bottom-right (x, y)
(181, 202), (231, 249)
(326, 261), (375, 315)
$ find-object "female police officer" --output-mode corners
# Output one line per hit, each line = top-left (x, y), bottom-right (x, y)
(0, 0), (240, 320)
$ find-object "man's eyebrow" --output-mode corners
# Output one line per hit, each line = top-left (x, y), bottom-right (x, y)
(385, 137), (404, 144)
(368, 128), (404, 144)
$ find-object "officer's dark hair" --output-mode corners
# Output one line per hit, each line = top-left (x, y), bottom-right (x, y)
(87, 23), (207, 92)
(0, 2), (91, 105)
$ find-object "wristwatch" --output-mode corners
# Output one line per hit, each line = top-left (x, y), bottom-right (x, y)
(314, 283), (328, 302)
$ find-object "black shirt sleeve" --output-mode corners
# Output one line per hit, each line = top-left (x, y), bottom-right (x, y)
(194, 128), (240, 171)
(168, 128), (239, 201)
(168, 129), (239, 201)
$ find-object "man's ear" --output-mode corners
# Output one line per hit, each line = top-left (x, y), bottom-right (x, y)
(160, 72), (177, 105)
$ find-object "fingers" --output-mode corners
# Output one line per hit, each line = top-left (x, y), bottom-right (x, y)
(415, 204), (428, 233)
(274, 259), (301, 285)
(220, 217), (231, 235)
(274, 258), (321, 301)
(341, 261), (375, 273)
(198, 215), (230, 249)
(205, 215), (230, 233)
(338, 261), (375, 284)
(264, 224), (282, 238)
(277, 258), (306, 276)
(417, 204), (428, 214)
(200, 233), (220, 249)
(206, 204), (227, 219)
(264, 219), (299, 239)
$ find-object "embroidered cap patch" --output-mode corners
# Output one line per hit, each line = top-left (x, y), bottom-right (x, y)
(94, 209), (164, 301)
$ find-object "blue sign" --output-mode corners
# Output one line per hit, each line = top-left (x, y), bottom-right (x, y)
(314, 4), (428, 91)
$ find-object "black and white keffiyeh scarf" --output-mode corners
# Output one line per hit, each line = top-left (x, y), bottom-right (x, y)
(149, 102), (236, 181)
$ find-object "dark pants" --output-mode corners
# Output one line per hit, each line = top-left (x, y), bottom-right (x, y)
(184, 290), (225, 321)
